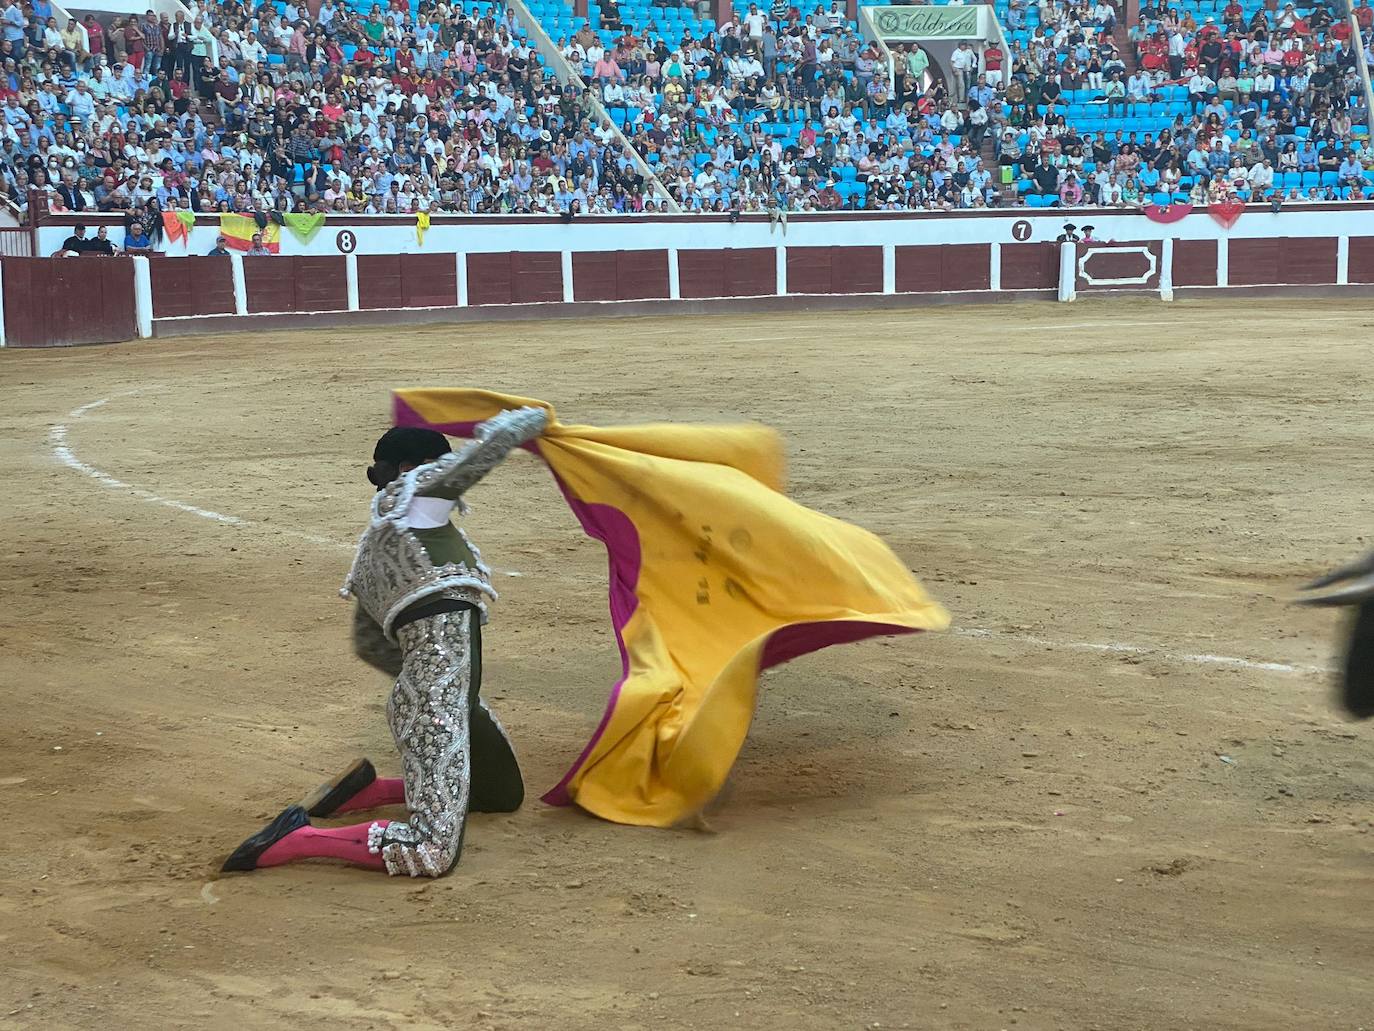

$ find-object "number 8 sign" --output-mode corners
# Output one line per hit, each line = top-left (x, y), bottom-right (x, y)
(336, 230), (357, 253)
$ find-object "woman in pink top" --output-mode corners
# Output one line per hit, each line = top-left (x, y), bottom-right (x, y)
(1059, 173), (1084, 206)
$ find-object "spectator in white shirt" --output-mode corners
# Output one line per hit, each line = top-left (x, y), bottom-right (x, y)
(240, 31), (265, 64)
(1187, 71), (1214, 112)
(949, 41), (976, 105)
(744, 4), (765, 44)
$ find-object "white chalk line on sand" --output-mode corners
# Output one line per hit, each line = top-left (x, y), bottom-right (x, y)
(51, 394), (1331, 678)
(952, 628), (1332, 677)
(1014, 314), (1374, 332)
(50, 395), (348, 553)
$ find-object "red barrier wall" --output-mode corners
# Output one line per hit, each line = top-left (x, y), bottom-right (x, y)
(243, 255), (348, 313)
(466, 251), (561, 306)
(2, 256), (136, 347)
(29, 239), (1374, 347)
(358, 253), (459, 308)
(1172, 240), (1218, 286)
(1228, 237), (1337, 286)
(1073, 242), (1162, 292)
(149, 256), (236, 317)
(786, 246), (883, 294)
(1348, 238), (1374, 283)
(1000, 243), (1060, 290)
(573, 249), (669, 301)
(894, 244), (991, 292)
(678, 247), (776, 298)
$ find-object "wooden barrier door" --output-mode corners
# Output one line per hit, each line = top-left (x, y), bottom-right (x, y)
(2, 256), (137, 347)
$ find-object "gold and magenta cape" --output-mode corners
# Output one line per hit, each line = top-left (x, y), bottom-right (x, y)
(394, 389), (949, 827)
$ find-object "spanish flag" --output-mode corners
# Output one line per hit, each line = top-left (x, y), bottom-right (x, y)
(219, 213), (280, 253)
(393, 389), (949, 828)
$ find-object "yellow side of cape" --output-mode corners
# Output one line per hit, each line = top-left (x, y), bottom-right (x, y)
(393, 388), (950, 827)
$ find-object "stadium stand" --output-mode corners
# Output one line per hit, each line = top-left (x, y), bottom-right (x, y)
(7, 0), (1373, 235)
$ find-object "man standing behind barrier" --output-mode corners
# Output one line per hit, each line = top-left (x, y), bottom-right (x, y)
(950, 41), (976, 108)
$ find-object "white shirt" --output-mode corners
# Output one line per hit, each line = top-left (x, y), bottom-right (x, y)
(404, 496), (457, 530)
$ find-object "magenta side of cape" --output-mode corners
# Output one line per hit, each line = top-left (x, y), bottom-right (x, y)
(392, 396), (926, 811)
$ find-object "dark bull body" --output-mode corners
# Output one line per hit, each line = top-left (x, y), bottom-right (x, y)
(1298, 552), (1374, 720)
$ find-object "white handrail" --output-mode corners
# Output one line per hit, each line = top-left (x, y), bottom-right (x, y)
(505, 0), (682, 210)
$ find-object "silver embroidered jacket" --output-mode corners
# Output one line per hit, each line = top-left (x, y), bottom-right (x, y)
(341, 405), (549, 641)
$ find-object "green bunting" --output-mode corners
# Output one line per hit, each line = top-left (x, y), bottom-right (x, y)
(281, 212), (327, 245)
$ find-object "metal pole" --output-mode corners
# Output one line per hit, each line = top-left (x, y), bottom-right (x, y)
(1350, 12), (1374, 138)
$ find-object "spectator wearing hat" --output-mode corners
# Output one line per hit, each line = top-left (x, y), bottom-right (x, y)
(53, 223), (88, 256)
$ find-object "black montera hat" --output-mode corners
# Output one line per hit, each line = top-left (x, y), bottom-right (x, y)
(373, 426), (452, 466)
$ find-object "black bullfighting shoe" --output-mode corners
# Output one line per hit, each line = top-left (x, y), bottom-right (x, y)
(221, 805), (310, 872)
(300, 757), (377, 818)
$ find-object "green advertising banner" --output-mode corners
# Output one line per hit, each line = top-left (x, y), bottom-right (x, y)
(870, 5), (981, 39)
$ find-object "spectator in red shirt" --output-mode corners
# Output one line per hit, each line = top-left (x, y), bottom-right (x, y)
(82, 14), (103, 64)
(982, 42), (1004, 87)
(123, 15), (144, 70)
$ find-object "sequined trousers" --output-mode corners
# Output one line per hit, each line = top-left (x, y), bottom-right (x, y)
(368, 607), (523, 877)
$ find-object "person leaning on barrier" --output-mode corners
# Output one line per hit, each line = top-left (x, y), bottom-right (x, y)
(87, 226), (116, 255)
(124, 222), (152, 252)
(53, 223), (88, 256)
(207, 235), (231, 256)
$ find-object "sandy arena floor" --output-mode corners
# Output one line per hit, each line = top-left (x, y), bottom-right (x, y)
(2, 298), (1373, 1030)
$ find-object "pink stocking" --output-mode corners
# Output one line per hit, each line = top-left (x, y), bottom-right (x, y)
(334, 777), (406, 814)
(257, 821), (389, 871)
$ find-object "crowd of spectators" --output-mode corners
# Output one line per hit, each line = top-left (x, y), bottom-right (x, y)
(7, 0), (669, 231)
(3, 0), (1373, 234)
(996, 0), (1374, 207)
(590, 0), (1374, 210)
